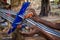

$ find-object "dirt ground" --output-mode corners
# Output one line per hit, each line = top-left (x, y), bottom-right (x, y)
(25, 36), (46, 40)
